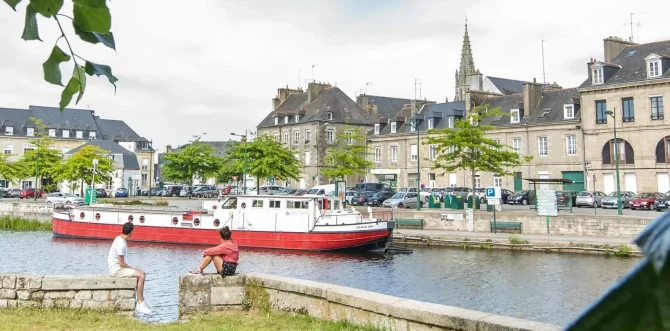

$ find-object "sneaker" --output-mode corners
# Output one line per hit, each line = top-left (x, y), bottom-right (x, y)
(136, 301), (153, 315)
(187, 268), (203, 275)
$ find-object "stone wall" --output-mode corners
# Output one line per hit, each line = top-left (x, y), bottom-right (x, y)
(0, 202), (52, 222)
(0, 274), (136, 313)
(178, 273), (558, 331)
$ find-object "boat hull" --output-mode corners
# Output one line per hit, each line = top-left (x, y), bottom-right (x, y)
(51, 218), (391, 252)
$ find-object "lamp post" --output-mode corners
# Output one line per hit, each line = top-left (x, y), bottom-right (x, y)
(315, 122), (330, 186)
(413, 116), (423, 211)
(231, 130), (248, 194)
(148, 140), (153, 198)
(33, 144), (39, 201)
(605, 109), (623, 215)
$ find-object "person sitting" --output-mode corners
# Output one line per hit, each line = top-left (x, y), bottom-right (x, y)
(108, 222), (152, 315)
(187, 226), (239, 276)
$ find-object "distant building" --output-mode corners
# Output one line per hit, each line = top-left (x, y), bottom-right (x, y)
(64, 140), (140, 194)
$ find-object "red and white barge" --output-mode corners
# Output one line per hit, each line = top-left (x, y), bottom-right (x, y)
(52, 195), (394, 251)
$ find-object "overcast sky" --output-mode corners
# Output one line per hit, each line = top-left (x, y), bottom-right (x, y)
(2, 0), (669, 153)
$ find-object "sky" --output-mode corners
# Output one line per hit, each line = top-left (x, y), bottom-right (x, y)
(2, 0), (670, 154)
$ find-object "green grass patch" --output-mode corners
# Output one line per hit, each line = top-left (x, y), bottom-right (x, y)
(508, 235), (530, 245)
(0, 308), (378, 331)
(97, 199), (169, 207)
(614, 245), (632, 257)
(0, 216), (51, 231)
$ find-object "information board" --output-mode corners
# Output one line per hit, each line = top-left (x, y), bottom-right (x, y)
(536, 189), (557, 217)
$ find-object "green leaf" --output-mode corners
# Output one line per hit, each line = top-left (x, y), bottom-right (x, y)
(29, 0), (63, 18)
(21, 4), (42, 41)
(59, 77), (80, 111)
(74, 66), (86, 104)
(72, 20), (115, 50)
(3, 0), (21, 11)
(72, 0), (111, 34)
(84, 61), (117, 91)
(42, 46), (71, 86)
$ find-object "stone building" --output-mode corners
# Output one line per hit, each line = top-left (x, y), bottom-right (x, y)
(256, 82), (376, 188)
(580, 37), (670, 194)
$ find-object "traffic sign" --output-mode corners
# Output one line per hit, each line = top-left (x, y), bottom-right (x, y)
(487, 198), (501, 205)
(269, 177), (275, 184)
(485, 186), (501, 199)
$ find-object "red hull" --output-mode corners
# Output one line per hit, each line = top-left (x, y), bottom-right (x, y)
(52, 219), (390, 251)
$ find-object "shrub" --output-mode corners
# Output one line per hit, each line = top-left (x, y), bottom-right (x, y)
(155, 200), (169, 206)
(0, 216), (51, 231)
(614, 245), (632, 257)
(508, 235), (529, 245)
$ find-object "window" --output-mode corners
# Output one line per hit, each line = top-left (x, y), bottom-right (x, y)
(596, 101), (607, 124)
(391, 146), (398, 162)
(447, 117), (454, 128)
(75, 130), (83, 139)
(410, 121), (416, 132)
(374, 123), (380, 135)
(295, 115), (300, 122)
(493, 176), (502, 187)
(390, 122), (396, 133)
(141, 174), (148, 186)
(512, 138), (521, 154)
(346, 131), (353, 145)
(510, 109), (520, 123)
(429, 145), (437, 160)
(48, 129), (56, 137)
(141, 142), (149, 149)
(274, 117), (279, 125)
(273, 133), (279, 142)
(305, 151), (311, 165)
(281, 133), (288, 144)
(566, 135), (577, 155)
(538, 137), (548, 156)
(89, 131), (96, 139)
(252, 200), (264, 208)
(493, 139), (501, 151)
(293, 131), (299, 145)
(592, 68), (603, 85)
(287, 201), (309, 209)
(4, 126), (13, 135)
(62, 129), (69, 138)
(327, 129), (334, 143)
(61, 147), (68, 154)
(142, 159), (149, 170)
(563, 105), (574, 119)
(603, 139), (634, 165)
(410, 144), (418, 161)
(651, 96), (664, 120)
(474, 176), (481, 188)
(374, 147), (381, 162)
(269, 200), (281, 209)
(27, 128), (34, 137)
(3, 144), (11, 155)
(449, 145), (456, 154)
(284, 116), (289, 124)
(622, 98), (634, 122)
(326, 112), (333, 120)
(428, 118), (433, 129)
(648, 60), (661, 78)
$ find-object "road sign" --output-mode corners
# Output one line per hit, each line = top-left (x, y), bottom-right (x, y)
(269, 177), (275, 184)
(485, 186), (501, 199)
(487, 198), (501, 205)
(537, 189), (557, 217)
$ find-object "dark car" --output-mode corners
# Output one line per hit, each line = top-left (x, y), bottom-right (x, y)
(95, 188), (108, 198)
(507, 190), (535, 205)
(351, 191), (376, 206)
(0, 188), (10, 198)
(353, 183), (394, 194)
(114, 188), (129, 198)
(555, 191), (577, 207)
(293, 189), (307, 196)
(482, 189), (514, 204)
(165, 185), (183, 197)
(654, 194), (670, 212)
(8, 188), (21, 198)
(631, 192), (664, 210)
(368, 191), (395, 206)
(19, 188), (43, 199)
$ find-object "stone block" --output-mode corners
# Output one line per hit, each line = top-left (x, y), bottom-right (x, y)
(29, 277), (43, 290)
(0, 289), (16, 299)
(42, 299), (70, 308)
(477, 314), (560, 331)
(389, 299), (486, 330)
(44, 291), (75, 300)
(265, 288), (330, 320)
(69, 300), (83, 309)
(16, 290), (31, 300)
(115, 298), (136, 311)
(74, 290), (92, 300)
(82, 300), (113, 309)
(6, 300), (17, 308)
(109, 290), (135, 300)
(211, 274), (246, 287)
(248, 273), (332, 298)
(31, 291), (45, 300)
(16, 276), (42, 290)
(325, 285), (402, 316)
(17, 301), (38, 308)
(2, 275), (16, 289)
(92, 290), (110, 301)
(211, 286), (246, 306)
(179, 288), (210, 308)
(0, 299), (7, 308)
(42, 275), (136, 291)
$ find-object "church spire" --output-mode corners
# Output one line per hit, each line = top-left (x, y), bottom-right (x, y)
(453, 19), (478, 102)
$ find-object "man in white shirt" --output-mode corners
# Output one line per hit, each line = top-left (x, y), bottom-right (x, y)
(108, 221), (152, 315)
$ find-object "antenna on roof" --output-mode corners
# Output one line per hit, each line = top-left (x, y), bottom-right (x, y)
(311, 64), (315, 83)
(365, 82), (373, 94)
(541, 40), (546, 86)
(298, 69), (300, 90)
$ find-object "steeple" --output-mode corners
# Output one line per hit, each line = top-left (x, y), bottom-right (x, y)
(459, 20), (475, 78)
(454, 19), (480, 102)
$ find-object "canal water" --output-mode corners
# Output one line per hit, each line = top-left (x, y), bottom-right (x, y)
(0, 231), (637, 325)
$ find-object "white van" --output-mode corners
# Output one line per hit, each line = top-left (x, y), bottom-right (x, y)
(304, 184), (336, 196)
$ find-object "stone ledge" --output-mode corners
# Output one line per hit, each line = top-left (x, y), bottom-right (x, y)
(247, 273), (334, 298)
(179, 274), (245, 289)
(41, 275), (136, 291)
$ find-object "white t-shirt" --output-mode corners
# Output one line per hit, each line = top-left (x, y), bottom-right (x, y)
(108, 236), (128, 274)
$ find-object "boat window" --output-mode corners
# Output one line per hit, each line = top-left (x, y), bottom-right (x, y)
(269, 200), (281, 209)
(221, 198), (237, 209)
(252, 199), (264, 208)
(333, 200), (340, 210)
(287, 201), (309, 209)
(302, 201), (309, 209)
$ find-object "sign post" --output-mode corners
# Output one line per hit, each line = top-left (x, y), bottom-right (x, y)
(536, 189), (557, 234)
(335, 180), (346, 204)
(485, 187), (501, 234)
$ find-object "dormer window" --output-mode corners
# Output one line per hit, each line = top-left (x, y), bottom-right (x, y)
(428, 118), (433, 130)
(390, 122), (396, 133)
(284, 116), (289, 124)
(649, 61), (661, 77)
(48, 129), (56, 137)
(374, 123), (380, 135)
(592, 67), (603, 85)
(510, 109), (520, 124)
(295, 114), (300, 122)
(448, 117), (454, 128)
(274, 117), (278, 125)
(410, 121), (416, 132)
(27, 128), (34, 137)
(89, 131), (96, 140)
(4, 126), (13, 135)
(76, 130), (83, 139)
(326, 112), (333, 120)
(62, 129), (70, 138)
(563, 104), (575, 119)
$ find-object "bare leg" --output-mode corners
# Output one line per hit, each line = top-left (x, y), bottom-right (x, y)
(197, 255), (214, 270)
(212, 255), (224, 273)
(132, 269), (146, 303)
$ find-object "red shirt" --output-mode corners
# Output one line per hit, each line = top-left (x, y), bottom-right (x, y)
(203, 240), (239, 264)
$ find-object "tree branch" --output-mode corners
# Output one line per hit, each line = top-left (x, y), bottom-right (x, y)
(54, 16), (78, 71)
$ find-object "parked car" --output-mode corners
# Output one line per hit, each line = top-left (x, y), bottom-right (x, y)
(507, 190), (535, 205)
(114, 188), (129, 198)
(420, 188), (445, 202)
(368, 191), (395, 206)
(193, 185), (218, 198)
(351, 191), (376, 206)
(354, 183), (394, 193)
(382, 192), (421, 209)
(8, 188), (21, 198)
(19, 188), (43, 199)
(345, 191), (360, 205)
(446, 187), (472, 198)
(575, 191), (607, 208)
(630, 192), (665, 210)
(555, 191), (577, 207)
(95, 188), (108, 198)
(600, 191), (636, 209)
(293, 189), (307, 196)
(179, 186), (193, 197)
(46, 192), (85, 206)
(653, 194), (670, 212)
(164, 185), (184, 197)
(0, 188), (10, 198)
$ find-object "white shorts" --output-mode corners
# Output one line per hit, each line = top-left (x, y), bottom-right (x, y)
(110, 268), (136, 278)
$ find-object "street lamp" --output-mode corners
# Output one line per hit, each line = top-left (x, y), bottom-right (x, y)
(231, 130), (249, 194)
(411, 115), (423, 211)
(34, 143), (39, 201)
(605, 109), (623, 215)
(315, 122), (330, 186)
(148, 140), (154, 198)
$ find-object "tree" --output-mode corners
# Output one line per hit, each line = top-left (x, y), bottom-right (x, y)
(53, 145), (114, 195)
(161, 141), (223, 189)
(426, 106), (533, 203)
(17, 118), (63, 190)
(322, 126), (372, 181)
(225, 135), (301, 189)
(0, 154), (22, 186)
(3, 0), (118, 111)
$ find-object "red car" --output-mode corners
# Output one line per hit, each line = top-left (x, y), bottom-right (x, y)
(18, 188), (44, 199)
(630, 192), (664, 210)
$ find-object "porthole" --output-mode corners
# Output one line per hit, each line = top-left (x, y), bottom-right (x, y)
(193, 218), (200, 226)
(95, 213), (101, 220)
(213, 219), (220, 227)
(79, 212), (85, 220)
(212, 205), (217, 210)
(128, 215), (134, 223)
(241, 202), (246, 209)
(172, 217), (178, 225)
(139, 216), (145, 223)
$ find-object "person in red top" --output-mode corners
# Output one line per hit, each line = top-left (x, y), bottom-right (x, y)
(188, 226), (239, 276)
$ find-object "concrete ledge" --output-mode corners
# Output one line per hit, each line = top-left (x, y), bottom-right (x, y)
(42, 275), (136, 290)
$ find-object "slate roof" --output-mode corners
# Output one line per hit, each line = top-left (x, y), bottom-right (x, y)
(28, 105), (98, 131)
(479, 88), (580, 127)
(65, 140), (139, 170)
(371, 101), (465, 136)
(580, 40), (670, 88)
(360, 95), (414, 118)
(257, 87), (375, 128)
(94, 117), (148, 142)
(486, 76), (526, 95)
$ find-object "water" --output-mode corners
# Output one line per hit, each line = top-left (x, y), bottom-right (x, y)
(0, 231), (637, 325)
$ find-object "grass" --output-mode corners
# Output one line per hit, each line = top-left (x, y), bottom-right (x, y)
(508, 235), (530, 245)
(97, 199), (169, 207)
(0, 308), (378, 331)
(0, 216), (51, 231)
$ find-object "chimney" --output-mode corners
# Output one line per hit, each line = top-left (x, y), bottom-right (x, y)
(603, 36), (636, 62)
(356, 94), (369, 108)
(166, 145), (172, 153)
(523, 78), (542, 117)
(274, 85), (302, 111)
(308, 82), (331, 103)
(272, 97), (281, 111)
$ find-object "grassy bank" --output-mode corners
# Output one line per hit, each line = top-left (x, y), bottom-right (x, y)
(97, 199), (169, 206)
(0, 216), (51, 231)
(0, 308), (377, 331)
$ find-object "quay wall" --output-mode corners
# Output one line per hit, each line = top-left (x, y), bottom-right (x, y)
(0, 202), (52, 222)
(178, 273), (559, 331)
(0, 274), (136, 314)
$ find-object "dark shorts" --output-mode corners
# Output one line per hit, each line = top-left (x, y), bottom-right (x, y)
(221, 262), (237, 276)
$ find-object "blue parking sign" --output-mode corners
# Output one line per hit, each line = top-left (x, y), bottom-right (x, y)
(485, 186), (500, 199)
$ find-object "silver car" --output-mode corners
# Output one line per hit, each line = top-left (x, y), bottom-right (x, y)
(600, 191), (636, 209)
(345, 191), (360, 205)
(576, 191), (607, 208)
(46, 192), (85, 206)
(382, 192), (421, 209)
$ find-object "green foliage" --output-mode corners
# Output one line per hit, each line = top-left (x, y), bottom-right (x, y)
(0, 216), (51, 231)
(16, 118), (63, 188)
(225, 135), (301, 187)
(0, 154), (23, 185)
(155, 200), (169, 206)
(322, 126), (372, 180)
(614, 244), (632, 257)
(508, 235), (530, 245)
(162, 141), (223, 187)
(53, 145), (114, 194)
(4, 0), (117, 111)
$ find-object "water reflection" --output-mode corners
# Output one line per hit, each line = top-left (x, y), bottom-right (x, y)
(0, 231), (636, 325)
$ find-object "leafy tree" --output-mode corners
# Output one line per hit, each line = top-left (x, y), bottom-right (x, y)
(3, 0), (118, 111)
(426, 106), (533, 204)
(161, 141), (223, 190)
(216, 161), (242, 184)
(322, 126), (372, 181)
(53, 145), (114, 195)
(225, 135), (301, 189)
(0, 154), (22, 186)
(17, 118), (63, 190)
